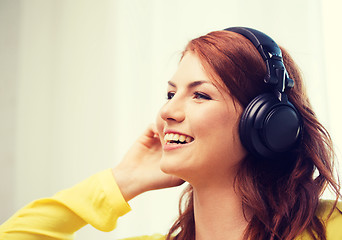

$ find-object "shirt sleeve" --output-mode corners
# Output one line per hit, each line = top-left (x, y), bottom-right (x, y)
(0, 169), (131, 240)
(324, 201), (342, 240)
(308, 200), (342, 240)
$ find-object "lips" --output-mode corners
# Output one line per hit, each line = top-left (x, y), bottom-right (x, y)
(164, 133), (194, 144)
(163, 131), (194, 147)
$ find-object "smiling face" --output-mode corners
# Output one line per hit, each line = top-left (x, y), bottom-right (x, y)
(156, 52), (247, 186)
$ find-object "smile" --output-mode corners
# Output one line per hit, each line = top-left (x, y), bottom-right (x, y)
(164, 133), (194, 145)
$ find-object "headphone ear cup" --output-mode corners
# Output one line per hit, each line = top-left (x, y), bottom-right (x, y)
(239, 93), (302, 159)
(239, 94), (267, 156)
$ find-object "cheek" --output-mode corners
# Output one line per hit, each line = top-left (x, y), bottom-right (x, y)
(193, 106), (245, 162)
(193, 106), (235, 138)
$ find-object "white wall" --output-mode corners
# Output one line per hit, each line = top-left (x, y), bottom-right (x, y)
(0, 0), (20, 225)
(322, 0), (342, 173)
(0, 0), (341, 239)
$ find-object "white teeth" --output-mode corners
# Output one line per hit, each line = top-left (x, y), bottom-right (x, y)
(164, 133), (194, 144)
(179, 135), (186, 142)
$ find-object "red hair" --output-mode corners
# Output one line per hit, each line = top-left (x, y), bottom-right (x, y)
(166, 31), (341, 240)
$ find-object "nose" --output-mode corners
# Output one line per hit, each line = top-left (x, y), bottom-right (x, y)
(159, 96), (185, 123)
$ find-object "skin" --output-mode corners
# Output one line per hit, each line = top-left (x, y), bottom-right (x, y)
(157, 53), (246, 186)
(113, 53), (248, 240)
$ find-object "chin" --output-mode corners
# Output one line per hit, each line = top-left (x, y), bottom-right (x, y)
(160, 155), (186, 176)
(160, 157), (177, 174)
(160, 155), (197, 183)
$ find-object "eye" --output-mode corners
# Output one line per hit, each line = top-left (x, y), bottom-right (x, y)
(166, 91), (175, 100)
(194, 92), (212, 100)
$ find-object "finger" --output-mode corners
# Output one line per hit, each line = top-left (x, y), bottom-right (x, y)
(139, 124), (161, 148)
(144, 123), (159, 138)
(150, 123), (158, 133)
(151, 124), (160, 138)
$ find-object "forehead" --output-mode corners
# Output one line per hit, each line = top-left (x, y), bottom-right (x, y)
(171, 53), (229, 92)
(171, 53), (211, 84)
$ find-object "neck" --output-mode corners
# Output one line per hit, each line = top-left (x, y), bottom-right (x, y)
(192, 180), (249, 240)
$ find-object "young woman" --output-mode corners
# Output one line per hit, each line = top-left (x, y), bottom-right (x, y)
(1, 27), (341, 240)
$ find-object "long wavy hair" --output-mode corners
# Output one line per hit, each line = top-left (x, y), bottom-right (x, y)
(165, 30), (341, 240)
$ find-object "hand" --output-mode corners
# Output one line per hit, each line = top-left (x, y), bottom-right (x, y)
(112, 124), (184, 201)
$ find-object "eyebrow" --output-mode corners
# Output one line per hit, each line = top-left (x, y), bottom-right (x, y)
(167, 80), (212, 89)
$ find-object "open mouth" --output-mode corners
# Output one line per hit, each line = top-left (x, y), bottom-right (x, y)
(164, 133), (194, 145)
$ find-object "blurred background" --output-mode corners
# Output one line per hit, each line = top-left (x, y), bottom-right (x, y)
(1, 0), (341, 239)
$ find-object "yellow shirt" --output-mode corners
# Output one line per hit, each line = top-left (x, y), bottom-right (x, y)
(0, 169), (341, 240)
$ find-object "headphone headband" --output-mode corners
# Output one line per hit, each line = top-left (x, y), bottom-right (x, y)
(224, 27), (294, 94)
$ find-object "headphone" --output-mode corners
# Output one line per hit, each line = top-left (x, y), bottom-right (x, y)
(224, 27), (302, 160)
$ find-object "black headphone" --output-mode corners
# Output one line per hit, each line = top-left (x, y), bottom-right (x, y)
(224, 27), (302, 160)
